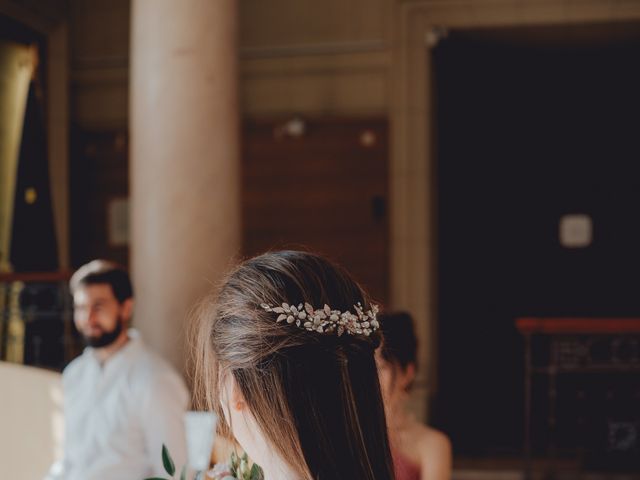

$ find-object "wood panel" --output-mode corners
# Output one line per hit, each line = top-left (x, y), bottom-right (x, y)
(243, 117), (389, 304)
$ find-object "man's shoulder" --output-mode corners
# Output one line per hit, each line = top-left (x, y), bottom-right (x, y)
(131, 342), (175, 373)
(130, 343), (186, 389)
(128, 343), (189, 409)
(62, 349), (90, 379)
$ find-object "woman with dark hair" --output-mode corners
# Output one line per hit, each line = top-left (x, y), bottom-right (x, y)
(192, 250), (395, 480)
(377, 312), (452, 480)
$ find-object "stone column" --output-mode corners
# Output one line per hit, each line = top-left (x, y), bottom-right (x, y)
(130, 0), (240, 373)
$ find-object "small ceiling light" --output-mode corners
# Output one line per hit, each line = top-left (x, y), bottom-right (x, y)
(274, 116), (306, 140)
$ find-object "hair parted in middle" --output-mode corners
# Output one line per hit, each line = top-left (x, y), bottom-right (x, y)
(191, 250), (395, 480)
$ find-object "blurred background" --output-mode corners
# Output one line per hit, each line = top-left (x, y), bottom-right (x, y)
(1, 0), (640, 478)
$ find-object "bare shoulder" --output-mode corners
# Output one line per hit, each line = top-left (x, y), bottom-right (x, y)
(400, 422), (452, 460)
(418, 425), (451, 455)
(412, 423), (452, 480)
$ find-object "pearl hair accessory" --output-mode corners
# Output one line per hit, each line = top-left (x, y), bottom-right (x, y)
(260, 301), (380, 336)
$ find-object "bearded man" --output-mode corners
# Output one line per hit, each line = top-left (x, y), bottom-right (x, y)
(46, 260), (188, 480)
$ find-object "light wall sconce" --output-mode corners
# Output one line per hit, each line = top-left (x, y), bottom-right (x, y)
(359, 130), (377, 148)
(559, 214), (593, 248)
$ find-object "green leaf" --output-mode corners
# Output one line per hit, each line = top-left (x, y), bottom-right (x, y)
(162, 444), (176, 476)
(239, 457), (249, 477)
(249, 463), (264, 480)
(180, 465), (187, 480)
(230, 451), (238, 476)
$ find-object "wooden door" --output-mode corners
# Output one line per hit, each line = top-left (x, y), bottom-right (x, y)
(242, 117), (389, 304)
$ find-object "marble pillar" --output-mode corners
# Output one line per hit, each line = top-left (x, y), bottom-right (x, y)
(130, 0), (240, 373)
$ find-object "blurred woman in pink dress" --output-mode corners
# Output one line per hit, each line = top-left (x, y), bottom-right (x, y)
(377, 312), (453, 480)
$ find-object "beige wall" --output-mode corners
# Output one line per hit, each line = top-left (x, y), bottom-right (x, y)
(70, 0), (129, 128)
(239, 0), (392, 116)
(69, 0), (392, 126)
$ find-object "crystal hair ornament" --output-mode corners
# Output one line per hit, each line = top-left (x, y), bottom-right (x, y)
(260, 302), (380, 336)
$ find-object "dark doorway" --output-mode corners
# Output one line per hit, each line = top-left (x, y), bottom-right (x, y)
(433, 24), (640, 457)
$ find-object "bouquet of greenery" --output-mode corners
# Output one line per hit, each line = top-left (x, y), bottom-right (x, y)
(145, 444), (263, 480)
(207, 451), (263, 480)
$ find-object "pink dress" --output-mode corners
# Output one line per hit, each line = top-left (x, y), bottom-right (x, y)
(392, 449), (421, 480)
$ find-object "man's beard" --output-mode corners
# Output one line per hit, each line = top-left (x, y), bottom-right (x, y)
(83, 316), (124, 348)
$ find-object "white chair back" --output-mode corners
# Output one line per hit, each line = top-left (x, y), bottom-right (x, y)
(0, 361), (63, 480)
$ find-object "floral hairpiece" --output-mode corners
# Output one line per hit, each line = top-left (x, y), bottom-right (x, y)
(260, 301), (380, 336)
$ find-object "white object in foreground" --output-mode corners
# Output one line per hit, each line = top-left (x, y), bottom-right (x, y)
(184, 411), (218, 471)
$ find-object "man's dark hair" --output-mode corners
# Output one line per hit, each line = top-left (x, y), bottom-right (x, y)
(379, 311), (418, 371)
(70, 260), (133, 303)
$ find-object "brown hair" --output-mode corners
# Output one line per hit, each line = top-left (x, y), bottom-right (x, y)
(379, 311), (418, 371)
(379, 311), (418, 392)
(69, 259), (133, 303)
(192, 250), (395, 480)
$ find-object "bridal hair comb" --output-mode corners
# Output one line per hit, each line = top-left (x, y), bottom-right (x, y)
(260, 302), (380, 336)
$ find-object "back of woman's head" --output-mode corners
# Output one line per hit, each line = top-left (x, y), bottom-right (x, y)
(379, 311), (418, 371)
(193, 250), (395, 480)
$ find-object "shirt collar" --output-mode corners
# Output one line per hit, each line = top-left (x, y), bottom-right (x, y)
(85, 328), (143, 370)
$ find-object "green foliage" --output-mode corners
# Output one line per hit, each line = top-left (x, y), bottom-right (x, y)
(229, 452), (263, 480)
(162, 444), (176, 476)
(146, 444), (263, 480)
(249, 463), (262, 480)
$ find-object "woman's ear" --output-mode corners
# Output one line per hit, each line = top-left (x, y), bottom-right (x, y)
(406, 363), (416, 382)
(227, 374), (246, 412)
(399, 362), (417, 391)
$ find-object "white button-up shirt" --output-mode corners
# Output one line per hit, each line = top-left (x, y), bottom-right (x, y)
(47, 331), (189, 480)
